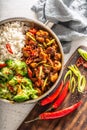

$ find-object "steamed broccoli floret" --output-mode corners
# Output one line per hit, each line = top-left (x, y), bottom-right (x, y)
(8, 76), (18, 86)
(0, 59), (38, 102)
(6, 59), (28, 76)
(5, 59), (16, 69)
(1, 67), (14, 80)
(0, 87), (13, 100)
(21, 77), (33, 88)
(13, 91), (29, 102)
(15, 60), (28, 76)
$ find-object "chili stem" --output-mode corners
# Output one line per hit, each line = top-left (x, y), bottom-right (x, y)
(25, 117), (40, 124)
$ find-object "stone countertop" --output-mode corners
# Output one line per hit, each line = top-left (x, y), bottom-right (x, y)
(0, 0), (87, 130)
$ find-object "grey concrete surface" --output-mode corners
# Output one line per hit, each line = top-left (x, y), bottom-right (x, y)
(0, 0), (87, 130)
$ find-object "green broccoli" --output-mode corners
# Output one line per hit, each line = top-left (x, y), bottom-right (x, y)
(5, 59), (28, 76)
(0, 87), (13, 100)
(8, 76), (18, 86)
(13, 89), (29, 102)
(1, 67), (14, 81)
(15, 60), (28, 76)
(21, 77), (33, 89)
(5, 59), (16, 69)
(0, 72), (8, 83)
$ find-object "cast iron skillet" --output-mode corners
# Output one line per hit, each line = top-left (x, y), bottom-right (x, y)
(0, 17), (64, 104)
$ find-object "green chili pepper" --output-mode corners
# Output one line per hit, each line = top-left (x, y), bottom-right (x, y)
(70, 76), (76, 93)
(68, 65), (80, 77)
(64, 70), (72, 90)
(67, 65), (86, 93)
(78, 48), (87, 61)
(78, 75), (86, 92)
(64, 70), (72, 83)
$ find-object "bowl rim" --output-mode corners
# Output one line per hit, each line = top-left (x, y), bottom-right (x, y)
(0, 17), (64, 104)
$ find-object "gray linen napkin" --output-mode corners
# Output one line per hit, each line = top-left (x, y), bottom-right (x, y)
(31, 0), (87, 53)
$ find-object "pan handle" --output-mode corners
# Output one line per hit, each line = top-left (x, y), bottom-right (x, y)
(44, 20), (54, 28)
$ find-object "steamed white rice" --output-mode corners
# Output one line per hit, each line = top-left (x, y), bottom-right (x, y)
(0, 21), (25, 61)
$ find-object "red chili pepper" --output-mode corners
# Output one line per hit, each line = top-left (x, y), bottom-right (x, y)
(76, 57), (87, 68)
(40, 100), (82, 120)
(83, 62), (87, 68)
(0, 63), (7, 68)
(25, 100), (82, 123)
(29, 28), (37, 34)
(40, 81), (64, 106)
(76, 57), (84, 67)
(52, 80), (69, 109)
(6, 43), (13, 54)
(28, 67), (33, 78)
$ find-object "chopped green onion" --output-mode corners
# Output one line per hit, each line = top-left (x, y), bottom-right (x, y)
(26, 32), (36, 42)
(42, 77), (48, 91)
(43, 42), (47, 47)
(43, 64), (52, 67)
(39, 66), (43, 77)
(38, 61), (46, 65)
(47, 39), (55, 46)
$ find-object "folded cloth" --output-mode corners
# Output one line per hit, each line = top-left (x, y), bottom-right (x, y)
(31, 0), (87, 53)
